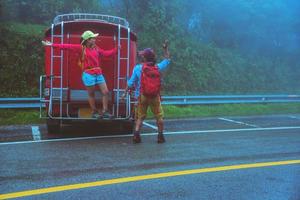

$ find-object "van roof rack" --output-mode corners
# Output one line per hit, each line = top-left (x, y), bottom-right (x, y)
(53, 13), (129, 28)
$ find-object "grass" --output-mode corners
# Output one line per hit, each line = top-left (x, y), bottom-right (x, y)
(0, 103), (300, 126)
(159, 103), (300, 119)
(0, 109), (44, 126)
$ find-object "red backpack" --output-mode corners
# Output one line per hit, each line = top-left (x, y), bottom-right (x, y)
(140, 63), (161, 97)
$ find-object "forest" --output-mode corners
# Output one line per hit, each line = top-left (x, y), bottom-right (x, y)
(0, 0), (299, 96)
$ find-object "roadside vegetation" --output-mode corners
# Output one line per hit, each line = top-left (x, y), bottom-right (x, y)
(161, 103), (300, 118)
(1, 103), (300, 126)
(1, 0), (300, 97)
(0, 1), (299, 126)
(0, 109), (43, 126)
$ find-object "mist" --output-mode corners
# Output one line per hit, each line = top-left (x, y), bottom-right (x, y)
(182, 0), (300, 59)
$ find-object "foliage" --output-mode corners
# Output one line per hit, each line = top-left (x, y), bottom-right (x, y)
(0, 0), (299, 97)
(0, 22), (45, 97)
(99, 0), (300, 95)
(0, 0), (101, 24)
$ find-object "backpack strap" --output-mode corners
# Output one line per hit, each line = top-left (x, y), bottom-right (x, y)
(141, 63), (147, 77)
(140, 63), (146, 91)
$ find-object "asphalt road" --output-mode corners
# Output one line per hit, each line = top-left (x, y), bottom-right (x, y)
(0, 114), (300, 199)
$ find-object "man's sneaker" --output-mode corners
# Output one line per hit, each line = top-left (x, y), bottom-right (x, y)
(157, 133), (166, 143)
(91, 112), (101, 119)
(133, 133), (141, 143)
(102, 111), (113, 119)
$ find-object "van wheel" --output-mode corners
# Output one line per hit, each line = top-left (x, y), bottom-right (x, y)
(46, 119), (61, 134)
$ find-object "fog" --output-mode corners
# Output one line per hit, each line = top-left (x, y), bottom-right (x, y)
(182, 0), (300, 59)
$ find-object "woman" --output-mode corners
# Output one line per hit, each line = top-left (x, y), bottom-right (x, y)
(42, 30), (119, 119)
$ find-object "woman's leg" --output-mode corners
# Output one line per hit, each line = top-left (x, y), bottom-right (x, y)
(82, 72), (98, 115)
(86, 86), (97, 113)
(98, 83), (109, 112)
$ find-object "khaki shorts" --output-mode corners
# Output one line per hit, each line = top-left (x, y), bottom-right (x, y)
(135, 94), (164, 120)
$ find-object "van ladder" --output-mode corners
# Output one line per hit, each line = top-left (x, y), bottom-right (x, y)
(49, 22), (64, 119)
(115, 24), (131, 118)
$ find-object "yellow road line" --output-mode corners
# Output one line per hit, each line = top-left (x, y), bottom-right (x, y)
(1, 159), (299, 199)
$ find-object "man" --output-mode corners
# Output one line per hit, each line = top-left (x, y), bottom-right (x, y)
(123, 40), (170, 143)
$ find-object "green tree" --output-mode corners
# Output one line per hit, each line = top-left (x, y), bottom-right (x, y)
(0, 0), (101, 24)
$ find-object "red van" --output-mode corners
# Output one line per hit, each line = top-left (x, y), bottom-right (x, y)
(40, 14), (137, 134)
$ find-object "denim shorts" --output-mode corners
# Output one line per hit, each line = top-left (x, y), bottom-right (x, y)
(82, 72), (106, 87)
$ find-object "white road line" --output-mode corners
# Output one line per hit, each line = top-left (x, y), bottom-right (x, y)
(218, 117), (259, 128)
(31, 126), (41, 141)
(289, 116), (300, 120)
(1, 126), (300, 146)
(143, 122), (158, 130)
(163, 126), (300, 135)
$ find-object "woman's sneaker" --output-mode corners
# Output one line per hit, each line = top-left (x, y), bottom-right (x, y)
(91, 112), (102, 119)
(102, 111), (113, 119)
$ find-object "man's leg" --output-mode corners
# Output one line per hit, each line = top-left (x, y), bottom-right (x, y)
(133, 95), (148, 143)
(133, 117), (143, 143)
(150, 96), (165, 143)
(156, 118), (165, 143)
(156, 118), (164, 134)
(135, 117), (144, 132)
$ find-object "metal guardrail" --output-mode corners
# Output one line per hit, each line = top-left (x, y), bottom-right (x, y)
(161, 95), (300, 105)
(1, 95), (300, 109)
(0, 98), (41, 108)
